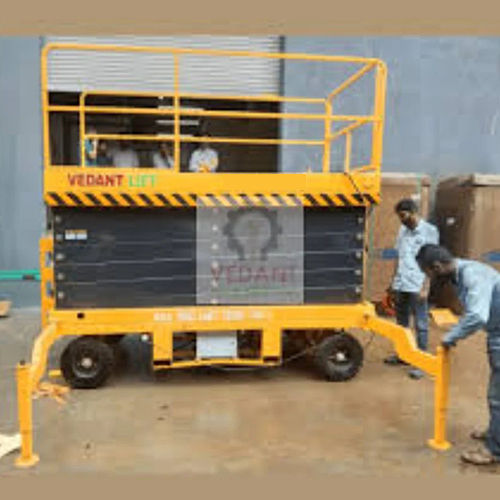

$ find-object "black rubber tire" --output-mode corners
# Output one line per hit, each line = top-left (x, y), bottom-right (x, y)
(60, 336), (115, 389)
(110, 341), (128, 374)
(102, 334), (125, 345)
(314, 332), (364, 382)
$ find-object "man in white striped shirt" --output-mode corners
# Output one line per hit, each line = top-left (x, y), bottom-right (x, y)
(189, 137), (219, 173)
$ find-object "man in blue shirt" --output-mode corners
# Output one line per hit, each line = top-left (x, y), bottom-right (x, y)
(84, 126), (98, 166)
(384, 199), (440, 379)
(416, 244), (500, 466)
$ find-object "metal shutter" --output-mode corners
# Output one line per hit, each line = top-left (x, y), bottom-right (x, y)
(44, 36), (281, 95)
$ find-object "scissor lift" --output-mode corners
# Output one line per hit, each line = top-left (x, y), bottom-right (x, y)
(15, 43), (452, 467)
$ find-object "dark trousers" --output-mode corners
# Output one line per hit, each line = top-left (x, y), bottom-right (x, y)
(394, 291), (429, 351)
(486, 339), (500, 458)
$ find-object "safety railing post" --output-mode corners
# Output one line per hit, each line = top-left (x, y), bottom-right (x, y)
(428, 346), (452, 451)
(15, 361), (39, 467)
(323, 100), (332, 172)
(371, 62), (386, 174)
(39, 237), (54, 329)
(79, 92), (86, 168)
(41, 47), (51, 170)
(344, 131), (352, 174)
(173, 55), (181, 173)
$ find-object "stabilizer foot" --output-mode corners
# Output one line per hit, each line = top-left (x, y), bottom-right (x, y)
(15, 453), (40, 468)
(427, 438), (451, 451)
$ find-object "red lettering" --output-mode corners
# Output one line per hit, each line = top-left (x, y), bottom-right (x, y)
(238, 266), (252, 283)
(272, 267), (288, 284)
(68, 173), (83, 186)
(105, 175), (115, 187)
(254, 266), (269, 283)
(68, 173), (125, 188)
(225, 265), (238, 284)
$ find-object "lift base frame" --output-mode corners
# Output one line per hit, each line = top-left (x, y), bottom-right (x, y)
(15, 300), (451, 467)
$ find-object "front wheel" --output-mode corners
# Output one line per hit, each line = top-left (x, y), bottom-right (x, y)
(314, 332), (363, 382)
(60, 336), (115, 389)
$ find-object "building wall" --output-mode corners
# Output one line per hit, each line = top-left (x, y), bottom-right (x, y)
(281, 37), (500, 179)
(0, 37), (43, 307)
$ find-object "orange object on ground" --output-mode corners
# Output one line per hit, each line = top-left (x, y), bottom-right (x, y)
(0, 300), (11, 318)
(380, 291), (396, 317)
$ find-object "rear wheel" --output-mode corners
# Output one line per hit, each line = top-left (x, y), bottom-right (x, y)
(314, 332), (363, 382)
(60, 336), (115, 389)
(102, 334), (125, 345)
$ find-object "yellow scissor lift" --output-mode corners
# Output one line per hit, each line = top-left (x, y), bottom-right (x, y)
(15, 43), (451, 467)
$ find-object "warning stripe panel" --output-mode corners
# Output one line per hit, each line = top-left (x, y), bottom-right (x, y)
(343, 193), (359, 206)
(84, 192), (103, 206)
(56, 193), (78, 206)
(45, 191), (380, 207)
(99, 193), (117, 206)
(197, 195), (215, 207)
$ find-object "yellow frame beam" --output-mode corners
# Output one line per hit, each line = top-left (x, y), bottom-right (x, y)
(43, 168), (381, 200)
(15, 302), (451, 467)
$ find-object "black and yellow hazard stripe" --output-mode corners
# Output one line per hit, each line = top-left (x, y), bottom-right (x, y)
(45, 191), (380, 208)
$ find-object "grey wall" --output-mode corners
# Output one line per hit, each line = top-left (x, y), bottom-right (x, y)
(0, 37), (43, 306)
(281, 37), (500, 178)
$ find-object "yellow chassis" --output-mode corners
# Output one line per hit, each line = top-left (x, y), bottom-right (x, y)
(16, 244), (452, 466)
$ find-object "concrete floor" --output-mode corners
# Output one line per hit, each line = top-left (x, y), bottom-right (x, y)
(0, 308), (498, 476)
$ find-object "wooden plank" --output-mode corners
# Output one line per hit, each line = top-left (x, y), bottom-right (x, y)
(430, 308), (459, 327)
(0, 300), (11, 318)
(469, 174), (500, 187)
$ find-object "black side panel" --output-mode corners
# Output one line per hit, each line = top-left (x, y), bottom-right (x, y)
(53, 206), (366, 308)
(53, 208), (196, 308)
(303, 207), (365, 304)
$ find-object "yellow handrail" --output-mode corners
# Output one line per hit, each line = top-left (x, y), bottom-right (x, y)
(75, 89), (327, 104)
(47, 104), (375, 122)
(42, 42), (382, 64)
(173, 55), (180, 173)
(85, 133), (325, 147)
(327, 62), (376, 101)
(41, 43), (386, 174)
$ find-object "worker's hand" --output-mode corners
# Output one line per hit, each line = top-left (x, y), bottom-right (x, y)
(441, 338), (456, 349)
(418, 288), (428, 301)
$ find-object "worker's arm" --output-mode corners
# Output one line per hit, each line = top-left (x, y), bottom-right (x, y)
(389, 227), (402, 292)
(442, 267), (492, 347)
(419, 277), (431, 300)
(419, 224), (439, 299)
